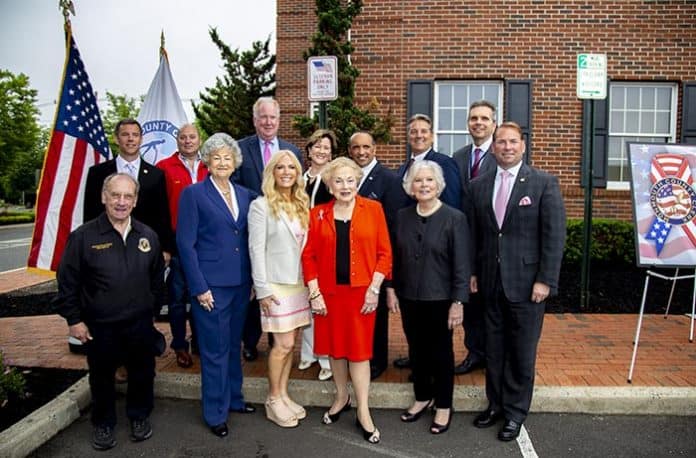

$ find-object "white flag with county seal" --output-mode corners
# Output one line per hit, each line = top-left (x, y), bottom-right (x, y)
(137, 39), (187, 165)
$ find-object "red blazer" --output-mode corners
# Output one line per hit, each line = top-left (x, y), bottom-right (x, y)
(302, 195), (392, 293)
(156, 152), (208, 231)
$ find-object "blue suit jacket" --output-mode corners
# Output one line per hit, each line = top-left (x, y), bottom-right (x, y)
(234, 134), (302, 194)
(398, 149), (462, 209)
(176, 177), (256, 296)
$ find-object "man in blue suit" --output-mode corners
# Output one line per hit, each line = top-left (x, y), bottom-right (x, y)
(393, 113), (462, 371)
(234, 97), (302, 361)
(350, 131), (410, 380)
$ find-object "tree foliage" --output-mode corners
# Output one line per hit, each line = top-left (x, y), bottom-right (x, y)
(0, 70), (41, 202)
(99, 92), (142, 155)
(293, 0), (393, 155)
(193, 28), (275, 139)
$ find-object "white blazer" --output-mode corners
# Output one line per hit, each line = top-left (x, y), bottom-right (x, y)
(248, 197), (307, 299)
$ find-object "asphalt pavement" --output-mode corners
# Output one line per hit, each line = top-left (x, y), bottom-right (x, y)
(0, 223), (33, 272)
(30, 397), (696, 458)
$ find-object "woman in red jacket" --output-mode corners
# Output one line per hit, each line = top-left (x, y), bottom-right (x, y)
(301, 157), (392, 444)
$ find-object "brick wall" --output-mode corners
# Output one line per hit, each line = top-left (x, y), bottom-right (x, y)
(276, 0), (696, 220)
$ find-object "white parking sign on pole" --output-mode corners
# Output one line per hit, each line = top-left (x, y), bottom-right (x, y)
(577, 53), (607, 100)
(308, 56), (338, 102)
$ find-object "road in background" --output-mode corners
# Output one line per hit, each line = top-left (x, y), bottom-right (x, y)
(0, 224), (33, 272)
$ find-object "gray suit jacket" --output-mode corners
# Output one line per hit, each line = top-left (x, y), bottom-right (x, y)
(453, 143), (495, 210)
(469, 163), (566, 303)
(247, 197), (306, 299)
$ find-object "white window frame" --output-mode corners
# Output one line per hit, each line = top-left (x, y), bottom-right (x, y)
(607, 82), (678, 190)
(433, 81), (504, 156)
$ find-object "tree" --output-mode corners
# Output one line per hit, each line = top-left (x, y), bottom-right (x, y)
(0, 70), (41, 202)
(293, 0), (393, 155)
(193, 28), (275, 139)
(99, 92), (142, 155)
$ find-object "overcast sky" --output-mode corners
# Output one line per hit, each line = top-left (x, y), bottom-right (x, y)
(0, 0), (276, 124)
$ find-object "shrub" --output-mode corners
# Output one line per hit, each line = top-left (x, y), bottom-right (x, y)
(0, 211), (35, 225)
(564, 218), (635, 266)
(0, 351), (26, 408)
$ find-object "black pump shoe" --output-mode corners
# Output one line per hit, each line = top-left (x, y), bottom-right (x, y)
(321, 396), (351, 424)
(400, 400), (434, 422)
(430, 409), (452, 435)
(356, 418), (380, 444)
(210, 423), (228, 437)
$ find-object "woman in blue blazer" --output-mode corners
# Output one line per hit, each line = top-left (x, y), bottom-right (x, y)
(177, 133), (257, 438)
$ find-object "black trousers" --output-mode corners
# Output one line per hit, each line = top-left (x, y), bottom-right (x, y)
(400, 298), (454, 409)
(370, 288), (389, 372)
(86, 316), (155, 427)
(462, 291), (486, 360)
(485, 273), (545, 423)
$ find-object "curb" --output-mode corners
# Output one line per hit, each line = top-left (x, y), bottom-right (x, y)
(0, 375), (90, 458)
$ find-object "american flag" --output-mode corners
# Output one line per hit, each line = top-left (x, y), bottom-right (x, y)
(27, 29), (111, 272)
(312, 60), (333, 73)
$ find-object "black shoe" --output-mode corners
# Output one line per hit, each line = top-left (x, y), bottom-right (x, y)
(370, 365), (385, 380)
(129, 418), (153, 442)
(92, 425), (116, 450)
(473, 407), (503, 428)
(454, 356), (486, 375)
(242, 347), (258, 361)
(230, 402), (256, 413)
(430, 409), (452, 435)
(322, 395), (351, 424)
(498, 419), (522, 441)
(393, 357), (411, 369)
(400, 400), (434, 422)
(210, 422), (228, 437)
(355, 418), (380, 444)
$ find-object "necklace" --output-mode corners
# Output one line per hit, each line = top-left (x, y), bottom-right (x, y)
(416, 200), (442, 217)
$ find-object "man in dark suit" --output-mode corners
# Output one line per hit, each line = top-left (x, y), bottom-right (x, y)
(452, 100), (497, 375)
(468, 122), (565, 441)
(234, 97), (301, 361)
(349, 131), (410, 380)
(393, 113), (462, 370)
(83, 119), (173, 260)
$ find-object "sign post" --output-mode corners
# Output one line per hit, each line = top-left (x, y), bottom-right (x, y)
(308, 56), (338, 129)
(577, 53), (607, 309)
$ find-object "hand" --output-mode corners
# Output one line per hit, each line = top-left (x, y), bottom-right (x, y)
(197, 290), (215, 312)
(310, 294), (327, 316)
(386, 287), (400, 314)
(361, 288), (379, 314)
(69, 322), (92, 344)
(470, 276), (478, 294)
(447, 302), (464, 330)
(259, 295), (279, 316)
(531, 282), (550, 304)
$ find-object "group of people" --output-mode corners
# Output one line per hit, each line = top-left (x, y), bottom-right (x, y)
(55, 96), (566, 451)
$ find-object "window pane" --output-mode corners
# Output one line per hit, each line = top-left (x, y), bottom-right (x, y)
(453, 108), (467, 130)
(469, 85), (483, 102)
(439, 109), (452, 130)
(626, 87), (640, 109)
(626, 111), (640, 132)
(656, 87), (671, 109)
(483, 86), (499, 106)
(641, 87), (655, 109)
(640, 111), (655, 134)
(611, 86), (625, 109)
(438, 85), (452, 107)
(610, 111), (624, 132)
(452, 134), (469, 153)
(453, 85), (468, 106)
(655, 112), (670, 133)
(437, 134), (452, 156)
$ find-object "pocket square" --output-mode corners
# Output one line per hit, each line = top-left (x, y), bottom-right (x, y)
(518, 196), (532, 206)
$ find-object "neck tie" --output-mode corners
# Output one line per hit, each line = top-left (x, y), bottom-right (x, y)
(471, 147), (482, 178)
(263, 141), (272, 165)
(126, 163), (137, 179)
(494, 170), (511, 228)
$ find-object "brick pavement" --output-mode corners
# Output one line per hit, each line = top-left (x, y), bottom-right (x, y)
(1, 269), (695, 388)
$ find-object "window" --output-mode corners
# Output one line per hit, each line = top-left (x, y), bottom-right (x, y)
(607, 82), (678, 189)
(433, 81), (503, 156)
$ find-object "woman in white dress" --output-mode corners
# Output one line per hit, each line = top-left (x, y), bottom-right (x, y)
(248, 150), (312, 428)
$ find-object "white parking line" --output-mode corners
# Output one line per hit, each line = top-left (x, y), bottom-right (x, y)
(517, 424), (538, 458)
(0, 237), (31, 249)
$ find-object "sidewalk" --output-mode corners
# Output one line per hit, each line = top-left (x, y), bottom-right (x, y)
(1, 268), (695, 398)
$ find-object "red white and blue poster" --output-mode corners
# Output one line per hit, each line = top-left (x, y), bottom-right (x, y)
(629, 142), (696, 267)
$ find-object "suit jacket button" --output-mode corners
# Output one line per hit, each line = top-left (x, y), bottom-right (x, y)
(498, 233), (503, 237)
(235, 248), (239, 252)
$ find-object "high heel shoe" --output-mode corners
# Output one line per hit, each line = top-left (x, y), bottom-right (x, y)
(265, 397), (299, 428)
(400, 399), (434, 422)
(430, 408), (452, 434)
(321, 395), (351, 425)
(355, 417), (380, 444)
(281, 395), (307, 420)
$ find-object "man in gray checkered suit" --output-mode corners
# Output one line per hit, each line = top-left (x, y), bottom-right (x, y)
(466, 121), (566, 442)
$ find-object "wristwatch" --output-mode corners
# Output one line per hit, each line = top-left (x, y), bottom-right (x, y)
(369, 285), (380, 295)
(452, 300), (463, 305)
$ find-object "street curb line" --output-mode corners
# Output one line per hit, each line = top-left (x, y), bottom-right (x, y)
(0, 375), (90, 458)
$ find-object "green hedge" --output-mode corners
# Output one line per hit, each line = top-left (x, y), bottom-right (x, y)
(0, 211), (35, 225)
(564, 218), (635, 266)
